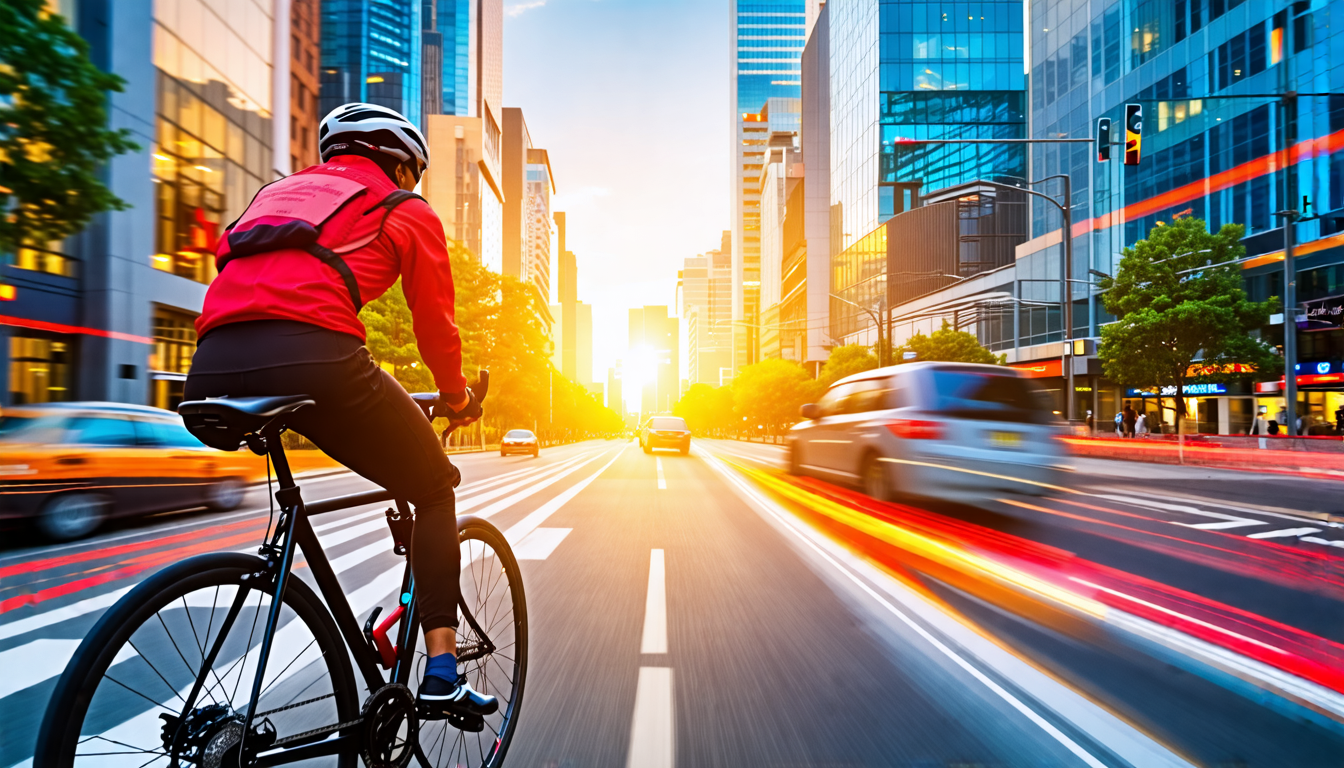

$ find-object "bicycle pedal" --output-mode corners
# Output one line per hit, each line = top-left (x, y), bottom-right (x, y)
(446, 713), (485, 733)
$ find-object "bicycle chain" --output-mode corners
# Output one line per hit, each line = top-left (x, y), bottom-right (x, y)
(251, 693), (363, 748)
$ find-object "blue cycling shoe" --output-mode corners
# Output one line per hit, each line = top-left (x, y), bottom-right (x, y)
(418, 672), (499, 719)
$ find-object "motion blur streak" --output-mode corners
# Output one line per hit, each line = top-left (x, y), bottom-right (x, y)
(721, 456), (1344, 704)
(1062, 437), (1344, 480)
(876, 456), (1079, 494)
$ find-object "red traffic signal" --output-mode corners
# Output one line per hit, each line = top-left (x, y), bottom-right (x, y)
(1096, 118), (1112, 162)
(1124, 104), (1143, 166)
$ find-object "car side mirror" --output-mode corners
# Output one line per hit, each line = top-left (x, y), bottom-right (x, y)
(800, 403), (820, 420)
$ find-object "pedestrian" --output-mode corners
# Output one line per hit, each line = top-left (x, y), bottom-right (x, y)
(1249, 406), (1271, 435)
(1114, 411), (1123, 437)
(1135, 411), (1148, 437)
(1335, 404), (1344, 436)
(1086, 410), (1094, 435)
(1122, 404), (1137, 438)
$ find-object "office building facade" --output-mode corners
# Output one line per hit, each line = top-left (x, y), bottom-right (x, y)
(319, 0), (422, 126)
(502, 109), (554, 306)
(525, 149), (555, 305)
(4, 0), (288, 409)
(827, 0), (1028, 345)
(681, 233), (734, 386)
(291, 0), (322, 170)
(730, 0), (807, 371)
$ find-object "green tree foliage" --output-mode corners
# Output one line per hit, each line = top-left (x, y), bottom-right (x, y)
(894, 321), (1005, 365)
(1096, 217), (1280, 420)
(673, 383), (736, 436)
(0, 0), (137, 256)
(359, 280), (435, 392)
(731, 359), (822, 435)
(359, 240), (622, 439)
(818, 344), (878, 385)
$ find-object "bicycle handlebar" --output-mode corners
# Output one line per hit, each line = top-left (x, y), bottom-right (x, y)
(410, 369), (490, 427)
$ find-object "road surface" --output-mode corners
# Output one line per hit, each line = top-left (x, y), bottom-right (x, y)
(1, 439), (1341, 766)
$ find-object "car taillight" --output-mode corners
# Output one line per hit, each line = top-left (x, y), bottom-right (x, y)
(885, 419), (943, 440)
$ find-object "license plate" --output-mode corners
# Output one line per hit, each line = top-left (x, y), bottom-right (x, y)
(990, 431), (1022, 448)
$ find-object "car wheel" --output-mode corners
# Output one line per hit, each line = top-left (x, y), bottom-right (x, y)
(679, 445), (689, 456)
(861, 453), (890, 502)
(500, 450), (507, 457)
(642, 441), (652, 455)
(207, 477), (247, 511)
(788, 442), (804, 475)
(532, 448), (539, 457)
(38, 493), (109, 542)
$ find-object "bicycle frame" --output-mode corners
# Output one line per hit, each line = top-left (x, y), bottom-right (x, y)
(170, 425), (491, 767)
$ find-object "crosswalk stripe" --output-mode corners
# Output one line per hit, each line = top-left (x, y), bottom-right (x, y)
(1245, 527), (1320, 540)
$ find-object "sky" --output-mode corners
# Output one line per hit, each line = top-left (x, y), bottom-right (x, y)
(502, 0), (730, 394)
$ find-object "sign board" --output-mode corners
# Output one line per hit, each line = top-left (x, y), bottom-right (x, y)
(1125, 383), (1228, 398)
(1301, 295), (1344, 332)
(1009, 359), (1062, 379)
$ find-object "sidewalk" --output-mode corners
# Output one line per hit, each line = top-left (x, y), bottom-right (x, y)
(1063, 435), (1344, 480)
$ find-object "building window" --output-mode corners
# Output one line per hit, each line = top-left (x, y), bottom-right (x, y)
(9, 334), (73, 405)
(11, 241), (78, 278)
(149, 307), (197, 411)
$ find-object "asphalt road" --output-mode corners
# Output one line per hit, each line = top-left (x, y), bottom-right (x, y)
(1, 439), (1341, 767)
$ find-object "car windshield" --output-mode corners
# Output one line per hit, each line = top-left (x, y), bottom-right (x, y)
(0, 414), (70, 444)
(923, 369), (1054, 424)
(650, 417), (687, 430)
(505, 430), (534, 438)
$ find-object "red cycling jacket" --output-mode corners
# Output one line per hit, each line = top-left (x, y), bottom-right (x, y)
(196, 155), (467, 394)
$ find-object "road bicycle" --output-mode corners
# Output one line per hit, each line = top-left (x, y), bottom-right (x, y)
(35, 371), (527, 768)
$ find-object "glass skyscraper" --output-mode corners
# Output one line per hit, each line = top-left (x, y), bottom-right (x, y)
(830, 0), (1027, 260)
(730, 0), (807, 370)
(320, 0), (423, 125)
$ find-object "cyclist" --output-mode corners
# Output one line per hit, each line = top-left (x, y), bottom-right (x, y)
(184, 103), (497, 719)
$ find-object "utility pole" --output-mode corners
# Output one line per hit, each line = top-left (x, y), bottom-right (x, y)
(1279, 90), (1299, 436)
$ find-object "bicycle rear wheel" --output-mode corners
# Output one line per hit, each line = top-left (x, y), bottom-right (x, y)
(413, 516), (528, 768)
(35, 552), (360, 768)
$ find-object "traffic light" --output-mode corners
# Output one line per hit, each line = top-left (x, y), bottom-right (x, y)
(1096, 117), (1112, 162)
(1124, 104), (1143, 166)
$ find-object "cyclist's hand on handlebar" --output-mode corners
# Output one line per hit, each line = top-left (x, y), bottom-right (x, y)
(434, 387), (482, 425)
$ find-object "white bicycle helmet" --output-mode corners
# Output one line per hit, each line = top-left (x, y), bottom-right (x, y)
(318, 103), (429, 176)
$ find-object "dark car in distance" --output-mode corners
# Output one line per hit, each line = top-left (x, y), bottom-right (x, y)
(639, 416), (691, 455)
(500, 429), (540, 457)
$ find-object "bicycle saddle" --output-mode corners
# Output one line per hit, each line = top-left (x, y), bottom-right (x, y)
(178, 395), (315, 451)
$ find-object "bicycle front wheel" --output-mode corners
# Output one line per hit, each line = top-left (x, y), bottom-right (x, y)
(414, 515), (528, 768)
(35, 552), (360, 768)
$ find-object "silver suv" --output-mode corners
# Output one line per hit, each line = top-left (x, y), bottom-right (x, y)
(788, 362), (1068, 503)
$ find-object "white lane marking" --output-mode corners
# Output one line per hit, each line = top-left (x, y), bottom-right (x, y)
(656, 457), (666, 490)
(626, 667), (675, 768)
(0, 586), (133, 642)
(641, 550), (667, 654)
(1186, 520), (1266, 530)
(1245, 527), (1320, 540)
(467, 451), (603, 517)
(1096, 494), (1265, 529)
(1300, 536), (1344, 549)
(511, 527), (572, 560)
(1071, 579), (1285, 654)
(0, 638), (80, 699)
(318, 518), (390, 548)
(701, 450), (1114, 768)
(329, 540), (395, 573)
(499, 448), (625, 540)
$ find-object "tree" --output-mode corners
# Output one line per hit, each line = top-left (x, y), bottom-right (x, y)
(894, 321), (1005, 365)
(818, 344), (878, 385)
(731, 359), (822, 436)
(1096, 216), (1280, 424)
(359, 280), (435, 392)
(674, 383), (738, 436)
(0, 0), (137, 257)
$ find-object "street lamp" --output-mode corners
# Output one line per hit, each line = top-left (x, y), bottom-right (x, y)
(831, 293), (889, 366)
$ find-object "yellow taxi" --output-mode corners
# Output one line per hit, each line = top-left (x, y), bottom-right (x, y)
(0, 402), (267, 541)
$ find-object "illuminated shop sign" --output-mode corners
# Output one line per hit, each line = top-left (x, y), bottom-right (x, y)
(1125, 383), (1228, 397)
(1301, 295), (1343, 332)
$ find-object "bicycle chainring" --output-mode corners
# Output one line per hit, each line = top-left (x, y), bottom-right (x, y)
(360, 683), (418, 768)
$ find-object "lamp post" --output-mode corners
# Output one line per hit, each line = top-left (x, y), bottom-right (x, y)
(831, 293), (888, 366)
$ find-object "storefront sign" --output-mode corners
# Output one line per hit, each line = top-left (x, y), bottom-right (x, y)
(1009, 359), (1062, 378)
(1301, 295), (1344, 332)
(1125, 383), (1228, 397)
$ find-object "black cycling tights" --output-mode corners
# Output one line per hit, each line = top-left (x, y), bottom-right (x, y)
(185, 321), (461, 633)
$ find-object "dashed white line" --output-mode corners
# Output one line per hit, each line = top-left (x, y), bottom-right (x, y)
(656, 457), (666, 490)
(641, 549), (667, 655)
(1245, 527), (1321, 540)
(626, 666), (675, 768)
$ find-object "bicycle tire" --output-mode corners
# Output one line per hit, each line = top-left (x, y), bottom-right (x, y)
(414, 515), (528, 768)
(35, 552), (360, 768)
